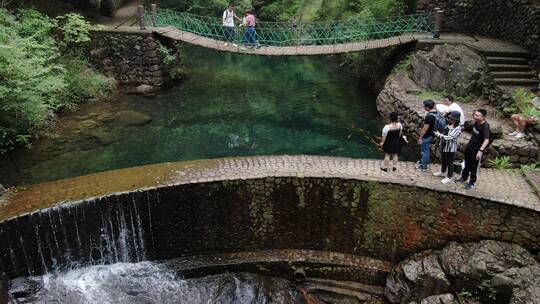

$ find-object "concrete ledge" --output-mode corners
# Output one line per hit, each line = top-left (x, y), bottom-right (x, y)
(1, 156), (539, 279)
(2, 156), (539, 224)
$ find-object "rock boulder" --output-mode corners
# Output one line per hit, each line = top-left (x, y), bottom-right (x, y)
(386, 241), (540, 303)
(412, 45), (488, 97)
(116, 110), (152, 126)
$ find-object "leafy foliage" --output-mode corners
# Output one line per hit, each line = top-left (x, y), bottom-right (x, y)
(508, 88), (540, 121)
(56, 13), (102, 53)
(158, 42), (188, 80)
(253, 0), (302, 21)
(488, 156), (512, 170)
(151, 0), (252, 16)
(0, 9), (114, 154)
(520, 162), (540, 174)
(152, 0), (411, 22)
(316, 0), (407, 21)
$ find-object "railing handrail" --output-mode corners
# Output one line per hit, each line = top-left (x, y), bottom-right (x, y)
(146, 9), (435, 47)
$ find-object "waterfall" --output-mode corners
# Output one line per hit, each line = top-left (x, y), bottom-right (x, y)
(0, 191), (156, 278)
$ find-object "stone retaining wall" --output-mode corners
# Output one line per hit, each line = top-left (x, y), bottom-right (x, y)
(90, 28), (168, 87)
(416, 0), (540, 68)
(1, 175), (539, 280)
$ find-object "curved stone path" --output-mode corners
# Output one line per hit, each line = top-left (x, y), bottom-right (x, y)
(1, 156), (538, 223)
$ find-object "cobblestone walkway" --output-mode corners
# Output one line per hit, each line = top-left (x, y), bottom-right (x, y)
(1, 156), (538, 222)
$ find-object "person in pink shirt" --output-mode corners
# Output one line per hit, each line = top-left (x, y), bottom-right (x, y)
(243, 10), (259, 48)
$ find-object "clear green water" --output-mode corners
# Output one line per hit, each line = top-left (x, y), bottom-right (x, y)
(0, 45), (415, 186)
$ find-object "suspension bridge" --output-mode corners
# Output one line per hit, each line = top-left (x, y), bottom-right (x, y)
(144, 9), (436, 56)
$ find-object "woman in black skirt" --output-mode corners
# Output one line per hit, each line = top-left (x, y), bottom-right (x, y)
(379, 112), (406, 172)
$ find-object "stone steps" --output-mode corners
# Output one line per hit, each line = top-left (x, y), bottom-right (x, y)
(304, 277), (385, 296)
(488, 64), (533, 72)
(486, 56), (529, 65)
(491, 71), (537, 79)
(303, 278), (386, 302)
(481, 50), (531, 58)
(483, 52), (538, 89)
(495, 78), (539, 86)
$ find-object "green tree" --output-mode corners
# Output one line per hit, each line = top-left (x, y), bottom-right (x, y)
(0, 9), (114, 154)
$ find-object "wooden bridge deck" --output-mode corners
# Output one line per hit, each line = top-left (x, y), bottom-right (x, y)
(153, 27), (431, 56)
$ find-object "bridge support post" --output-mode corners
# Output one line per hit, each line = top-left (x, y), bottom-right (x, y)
(433, 8), (444, 39)
(137, 5), (146, 30)
(151, 4), (158, 27)
(0, 272), (8, 304)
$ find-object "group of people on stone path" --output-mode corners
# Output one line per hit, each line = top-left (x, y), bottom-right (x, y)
(379, 86), (540, 191)
(222, 4), (259, 49)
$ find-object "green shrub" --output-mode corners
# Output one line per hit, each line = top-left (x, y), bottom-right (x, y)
(158, 42), (188, 80)
(391, 53), (414, 74)
(488, 156), (512, 170)
(0, 9), (114, 154)
(317, 0), (407, 21)
(56, 13), (102, 53)
(520, 163), (540, 174)
(62, 57), (116, 106)
(508, 88), (540, 121)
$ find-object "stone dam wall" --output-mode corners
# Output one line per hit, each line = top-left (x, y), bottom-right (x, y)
(1, 176), (539, 280)
(90, 28), (169, 87)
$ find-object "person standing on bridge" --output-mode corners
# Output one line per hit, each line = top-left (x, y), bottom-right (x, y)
(223, 4), (241, 47)
(244, 10), (259, 49)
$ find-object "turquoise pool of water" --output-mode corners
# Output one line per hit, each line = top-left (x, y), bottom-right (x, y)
(0, 45), (416, 186)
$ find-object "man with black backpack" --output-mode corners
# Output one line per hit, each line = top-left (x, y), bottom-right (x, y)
(416, 99), (446, 172)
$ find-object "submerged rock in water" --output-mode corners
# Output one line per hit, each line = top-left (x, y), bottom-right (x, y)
(9, 277), (43, 300)
(135, 84), (157, 95)
(116, 110), (152, 126)
(89, 130), (115, 146)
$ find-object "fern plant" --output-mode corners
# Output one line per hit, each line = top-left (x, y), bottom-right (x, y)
(488, 156), (512, 170)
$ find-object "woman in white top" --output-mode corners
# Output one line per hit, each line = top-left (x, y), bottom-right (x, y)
(379, 112), (406, 172)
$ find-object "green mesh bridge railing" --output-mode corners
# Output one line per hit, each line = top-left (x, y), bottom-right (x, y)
(147, 9), (435, 47)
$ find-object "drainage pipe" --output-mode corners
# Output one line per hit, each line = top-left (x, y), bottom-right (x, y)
(293, 268), (306, 283)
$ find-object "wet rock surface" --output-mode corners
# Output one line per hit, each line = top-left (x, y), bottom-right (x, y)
(412, 45), (487, 97)
(386, 240), (540, 304)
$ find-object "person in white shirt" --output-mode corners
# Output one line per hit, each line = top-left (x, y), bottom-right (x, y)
(222, 4), (241, 47)
(439, 95), (465, 126)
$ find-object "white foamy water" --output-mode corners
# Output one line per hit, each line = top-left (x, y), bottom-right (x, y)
(19, 261), (305, 304)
